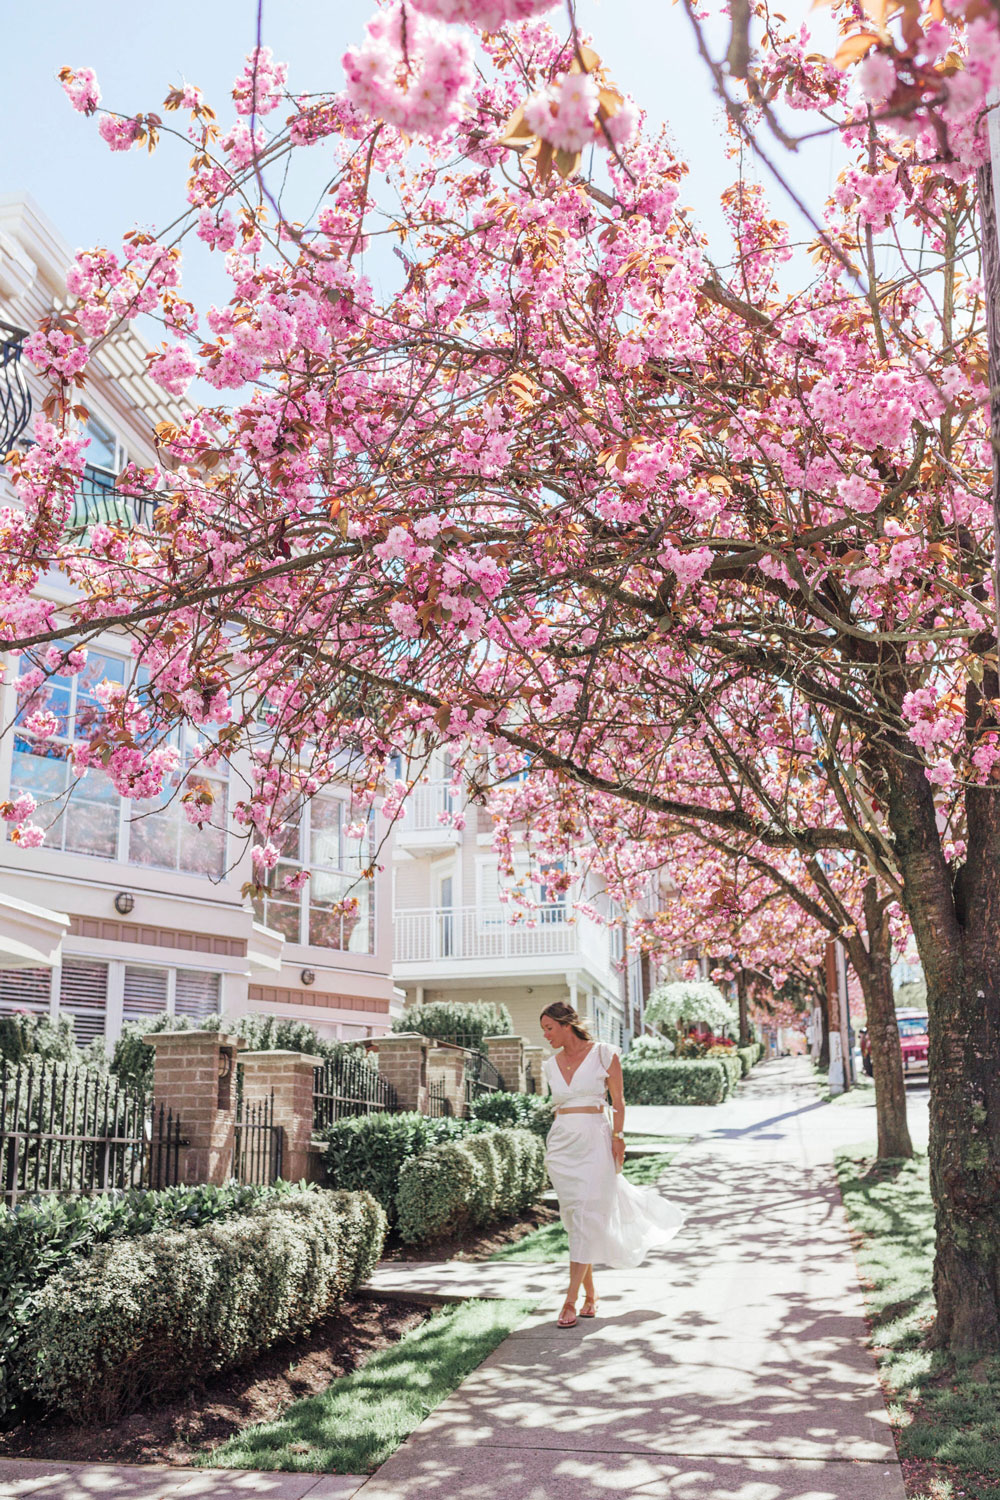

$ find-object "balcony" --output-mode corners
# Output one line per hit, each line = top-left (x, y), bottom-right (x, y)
(393, 780), (463, 855)
(394, 903), (614, 977)
(67, 464), (158, 534)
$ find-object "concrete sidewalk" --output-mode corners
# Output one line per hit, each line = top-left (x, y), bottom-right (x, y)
(0, 1059), (909, 1500)
(355, 1057), (907, 1500)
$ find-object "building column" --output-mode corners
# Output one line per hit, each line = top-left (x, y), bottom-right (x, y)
(144, 1028), (244, 1186)
(240, 1049), (323, 1183)
(373, 1032), (429, 1113)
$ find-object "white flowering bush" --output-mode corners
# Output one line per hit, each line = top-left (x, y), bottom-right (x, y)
(645, 981), (738, 1039)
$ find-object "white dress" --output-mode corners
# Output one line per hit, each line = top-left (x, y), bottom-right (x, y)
(544, 1042), (686, 1268)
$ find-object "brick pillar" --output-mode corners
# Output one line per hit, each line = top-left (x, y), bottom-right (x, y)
(240, 1050), (323, 1184)
(523, 1045), (546, 1095)
(485, 1034), (526, 1093)
(428, 1043), (467, 1117)
(145, 1029), (245, 1186)
(373, 1033), (428, 1114)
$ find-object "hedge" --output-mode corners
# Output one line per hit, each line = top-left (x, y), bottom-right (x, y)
(392, 999), (512, 1052)
(736, 1042), (763, 1076)
(319, 1111), (487, 1223)
(0, 1180), (306, 1420)
(465, 1091), (553, 1139)
(621, 1058), (729, 1106)
(715, 1051), (743, 1096)
(396, 1127), (546, 1244)
(17, 1188), (386, 1422)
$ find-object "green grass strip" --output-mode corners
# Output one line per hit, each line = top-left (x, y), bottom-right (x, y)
(492, 1150), (678, 1261)
(836, 1147), (1000, 1499)
(198, 1297), (534, 1475)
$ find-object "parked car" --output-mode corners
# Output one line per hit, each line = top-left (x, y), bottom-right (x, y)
(859, 1008), (929, 1076)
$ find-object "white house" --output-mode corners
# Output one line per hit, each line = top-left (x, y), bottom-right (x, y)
(0, 197), (400, 1047)
(391, 761), (653, 1050)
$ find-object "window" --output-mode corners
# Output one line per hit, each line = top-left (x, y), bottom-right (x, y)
(122, 965), (169, 1024)
(175, 970), (220, 1020)
(11, 655), (227, 878)
(60, 959), (108, 1045)
(0, 967), (51, 1017)
(254, 796), (375, 953)
(13, 650), (126, 859)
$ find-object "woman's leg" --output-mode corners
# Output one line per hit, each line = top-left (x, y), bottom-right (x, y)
(562, 1259), (590, 1313)
(582, 1264), (596, 1302)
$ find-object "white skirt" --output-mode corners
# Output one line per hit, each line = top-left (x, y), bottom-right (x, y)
(545, 1114), (686, 1268)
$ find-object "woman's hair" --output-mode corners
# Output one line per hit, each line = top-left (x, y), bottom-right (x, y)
(540, 1001), (592, 1042)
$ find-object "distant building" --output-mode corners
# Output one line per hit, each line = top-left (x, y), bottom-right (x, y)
(0, 197), (400, 1047)
(391, 758), (657, 1050)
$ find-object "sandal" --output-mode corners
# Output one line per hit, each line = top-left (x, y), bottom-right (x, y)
(557, 1301), (578, 1328)
(579, 1297), (599, 1318)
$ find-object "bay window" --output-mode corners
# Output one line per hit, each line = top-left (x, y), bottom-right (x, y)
(254, 796), (375, 953)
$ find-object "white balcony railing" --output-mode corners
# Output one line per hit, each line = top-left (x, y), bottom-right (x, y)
(394, 903), (613, 969)
(397, 780), (460, 834)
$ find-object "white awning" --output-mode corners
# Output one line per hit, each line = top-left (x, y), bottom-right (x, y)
(248, 921), (286, 975)
(0, 891), (70, 969)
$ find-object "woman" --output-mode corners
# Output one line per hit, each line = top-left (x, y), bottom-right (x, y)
(540, 1000), (686, 1328)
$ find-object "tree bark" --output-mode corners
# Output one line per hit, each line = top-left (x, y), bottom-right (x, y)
(736, 968), (750, 1045)
(819, 978), (831, 1071)
(850, 881), (913, 1160)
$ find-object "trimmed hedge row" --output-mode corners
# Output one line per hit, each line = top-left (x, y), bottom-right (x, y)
(396, 1127), (546, 1244)
(465, 1091), (553, 1138)
(0, 1180), (304, 1420)
(17, 1188), (386, 1422)
(622, 1044), (764, 1105)
(319, 1112), (484, 1223)
(392, 999), (513, 1052)
(622, 1058), (729, 1105)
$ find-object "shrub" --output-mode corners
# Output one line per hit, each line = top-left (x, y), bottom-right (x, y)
(319, 1111), (483, 1223)
(396, 1127), (545, 1244)
(0, 1180), (305, 1420)
(645, 981), (738, 1039)
(17, 1189), (386, 1422)
(715, 1051), (742, 1096)
(465, 1091), (553, 1139)
(0, 1014), (87, 1068)
(621, 1058), (728, 1106)
(736, 1044), (762, 1076)
(393, 999), (513, 1052)
(627, 1034), (675, 1059)
(113, 1010), (367, 1092)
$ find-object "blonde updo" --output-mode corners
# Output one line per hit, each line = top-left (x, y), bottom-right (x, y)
(540, 1001), (593, 1042)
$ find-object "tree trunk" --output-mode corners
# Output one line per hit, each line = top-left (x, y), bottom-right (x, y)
(883, 734), (1000, 1355)
(736, 967), (750, 1045)
(850, 882), (912, 1160)
(818, 979), (830, 1071)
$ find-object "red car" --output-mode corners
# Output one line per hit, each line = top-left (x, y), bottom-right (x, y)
(860, 1008), (929, 1076)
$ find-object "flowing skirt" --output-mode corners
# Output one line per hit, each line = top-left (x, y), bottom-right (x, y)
(545, 1114), (686, 1269)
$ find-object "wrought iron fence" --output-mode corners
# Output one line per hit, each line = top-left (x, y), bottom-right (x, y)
(0, 1059), (183, 1207)
(426, 1078), (452, 1118)
(233, 1089), (283, 1185)
(313, 1050), (398, 1130)
(462, 1047), (504, 1110)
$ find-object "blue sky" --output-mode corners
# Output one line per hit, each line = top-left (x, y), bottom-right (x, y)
(6, 0), (840, 311)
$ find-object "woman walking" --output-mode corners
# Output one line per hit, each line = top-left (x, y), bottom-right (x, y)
(540, 1000), (685, 1328)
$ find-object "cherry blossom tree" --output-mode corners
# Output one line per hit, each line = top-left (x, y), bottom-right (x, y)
(2, 0), (999, 1351)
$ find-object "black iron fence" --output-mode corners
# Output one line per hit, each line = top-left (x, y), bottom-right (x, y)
(0, 1059), (182, 1207)
(462, 1047), (504, 1110)
(233, 1089), (283, 1185)
(313, 1050), (398, 1130)
(426, 1078), (452, 1118)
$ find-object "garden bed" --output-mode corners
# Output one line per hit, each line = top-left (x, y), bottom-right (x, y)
(0, 1294), (426, 1467)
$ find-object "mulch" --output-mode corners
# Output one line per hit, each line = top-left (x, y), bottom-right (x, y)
(0, 1295), (427, 1467)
